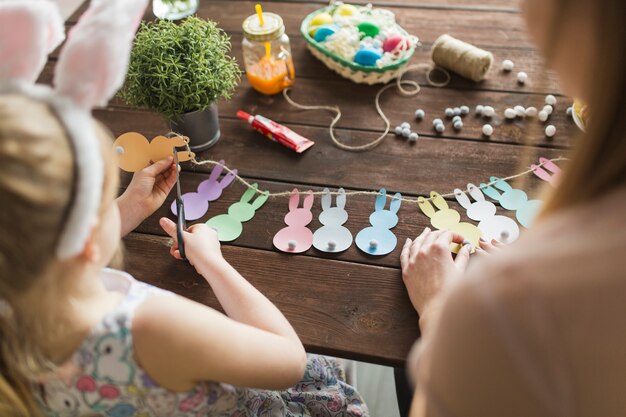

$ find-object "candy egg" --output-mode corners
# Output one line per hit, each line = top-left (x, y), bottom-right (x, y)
(382, 34), (409, 54)
(314, 24), (338, 42)
(354, 47), (383, 66)
(334, 4), (359, 17)
(357, 22), (380, 38)
(308, 12), (333, 35)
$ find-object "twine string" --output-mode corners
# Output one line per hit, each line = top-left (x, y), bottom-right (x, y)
(186, 153), (569, 204)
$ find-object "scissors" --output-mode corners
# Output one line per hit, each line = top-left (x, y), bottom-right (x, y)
(173, 148), (186, 260)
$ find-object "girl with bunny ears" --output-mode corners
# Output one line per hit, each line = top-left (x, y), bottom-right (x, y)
(0, 2), (367, 417)
(400, 0), (626, 415)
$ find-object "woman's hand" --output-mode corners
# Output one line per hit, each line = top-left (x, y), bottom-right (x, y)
(400, 228), (471, 316)
(159, 218), (225, 273)
(117, 157), (177, 236)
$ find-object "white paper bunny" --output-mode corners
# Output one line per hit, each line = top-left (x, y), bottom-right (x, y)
(454, 184), (520, 243)
(313, 188), (353, 253)
(0, 0), (149, 258)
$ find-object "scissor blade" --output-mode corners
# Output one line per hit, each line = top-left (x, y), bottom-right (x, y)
(173, 148), (182, 200)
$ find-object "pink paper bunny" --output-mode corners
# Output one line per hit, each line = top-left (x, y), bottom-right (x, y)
(273, 189), (314, 253)
(170, 160), (237, 220)
(531, 157), (562, 187)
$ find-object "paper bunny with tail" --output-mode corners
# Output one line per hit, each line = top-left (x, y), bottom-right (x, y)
(454, 184), (520, 243)
(355, 189), (401, 256)
(313, 188), (353, 253)
(273, 189), (315, 253)
(480, 177), (543, 228)
(0, 0), (149, 258)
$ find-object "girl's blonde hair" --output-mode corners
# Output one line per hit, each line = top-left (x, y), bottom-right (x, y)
(0, 94), (118, 416)
(539, 0), (626, 215)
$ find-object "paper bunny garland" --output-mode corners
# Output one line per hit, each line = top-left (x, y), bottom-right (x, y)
(114, 132), (195, 173)
(418, 191), (481, 253)
(170, 160), (237, 220)
(313, 188), (353, 253)
(454, 184), (520, 243)
(0, 0), (149, 258)
(274, 189), (315, 253)
(532, 157), (562, 187)
(206, 184), (269, 242)
(355, 189), (401, 256)
(480, 177), (543, 228)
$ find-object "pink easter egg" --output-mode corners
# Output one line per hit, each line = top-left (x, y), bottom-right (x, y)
(382, 35), (409, 54)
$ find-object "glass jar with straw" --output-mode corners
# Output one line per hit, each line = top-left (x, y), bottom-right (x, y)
(242, 4), (295, 95)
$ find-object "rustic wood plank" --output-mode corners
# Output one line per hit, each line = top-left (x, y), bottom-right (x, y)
(123, 232), (420, 366)
(250, 0), (520, 11)
(89, 84), (576, 150)
(66, 2), (533, 50)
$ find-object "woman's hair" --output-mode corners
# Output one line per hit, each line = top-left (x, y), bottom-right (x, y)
(0, 94), (118, 416)
(540, 0), (626, 216)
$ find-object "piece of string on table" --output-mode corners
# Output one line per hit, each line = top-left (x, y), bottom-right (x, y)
(282, 63), (449, 152)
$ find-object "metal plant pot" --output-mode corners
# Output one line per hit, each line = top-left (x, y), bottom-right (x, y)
(170, 104), (221, 152)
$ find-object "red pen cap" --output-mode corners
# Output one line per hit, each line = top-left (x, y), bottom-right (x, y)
(236, 110), (252, 121)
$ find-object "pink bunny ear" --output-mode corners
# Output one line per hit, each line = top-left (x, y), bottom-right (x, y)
(302, 192), (314, 211)
(54, 0), (149, 108)
(288, 189), (300, 211)
(0, 1), (64, 84)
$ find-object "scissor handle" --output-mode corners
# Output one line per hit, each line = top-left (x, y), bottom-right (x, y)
(176, 200), (186, 260)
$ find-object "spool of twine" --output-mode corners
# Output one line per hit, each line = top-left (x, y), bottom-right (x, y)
(431, 34), (493, 82)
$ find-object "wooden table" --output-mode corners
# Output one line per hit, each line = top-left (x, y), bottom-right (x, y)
(50, 0), (573, 367)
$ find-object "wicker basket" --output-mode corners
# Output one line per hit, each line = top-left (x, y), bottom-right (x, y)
(301, 6), (416, 85)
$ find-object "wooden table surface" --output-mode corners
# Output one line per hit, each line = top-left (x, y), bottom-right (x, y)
(50, 0), (573, 367)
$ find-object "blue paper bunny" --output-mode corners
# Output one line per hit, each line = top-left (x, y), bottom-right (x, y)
(480, 177), (543, 228)
(355, 188), (401, 256)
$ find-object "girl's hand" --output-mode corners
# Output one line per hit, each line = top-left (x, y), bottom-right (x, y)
(117, 157), (177, 236)
(159, 218), (224, 272)
(400, 228), (471, 316)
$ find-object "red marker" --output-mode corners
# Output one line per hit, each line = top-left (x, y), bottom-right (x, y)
(237, 110), (315, 153)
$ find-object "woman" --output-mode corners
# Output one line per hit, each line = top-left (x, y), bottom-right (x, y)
(400, 0), (626, 415)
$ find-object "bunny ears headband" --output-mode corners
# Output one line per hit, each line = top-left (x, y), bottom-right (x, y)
(0, 0), (148, 259)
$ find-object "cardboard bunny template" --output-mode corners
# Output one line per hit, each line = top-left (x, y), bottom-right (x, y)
(273, 189), (315, 253)
(170, 160), (237, 221)
(531, 157), (562, 187)
(480, 177), (543, 228)
(0, 0), (149, 258)
(205, 184), (269, 242)
(454, 184), (520, 243)
(113, 132), (196, 173)
(355, 189), (401, 256)
(313, 188), (353, 253)
(418, 191), (481, 253)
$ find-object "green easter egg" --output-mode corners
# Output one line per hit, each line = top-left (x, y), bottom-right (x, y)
(357, 22), (380, 38)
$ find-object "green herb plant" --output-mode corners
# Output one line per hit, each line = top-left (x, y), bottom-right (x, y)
(120, 17), (241, 122)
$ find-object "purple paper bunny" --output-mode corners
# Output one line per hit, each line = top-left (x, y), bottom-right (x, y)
(170, 160), (237, 221)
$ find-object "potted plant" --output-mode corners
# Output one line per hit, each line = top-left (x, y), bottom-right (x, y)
(152, 0), (198, 20)
(120, 17), (241, 151)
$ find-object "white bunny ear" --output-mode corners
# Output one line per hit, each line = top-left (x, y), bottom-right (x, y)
(0, 1), (64, 84)
(321, 188), (332, 211)
(336, 188), (347, 210)
(454, 189), (472, 209)
(54, 0), (149, 108)
(467, 184), (485, 202)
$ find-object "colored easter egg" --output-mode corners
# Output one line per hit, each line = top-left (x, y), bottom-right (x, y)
(357, 22), (380, 38)
(309, 12), (333, 34)
(382, 34), (409, 54)
(334, 4), (359, 17)
(354, 47), (383, 66)
(314, 24), (338, 42)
